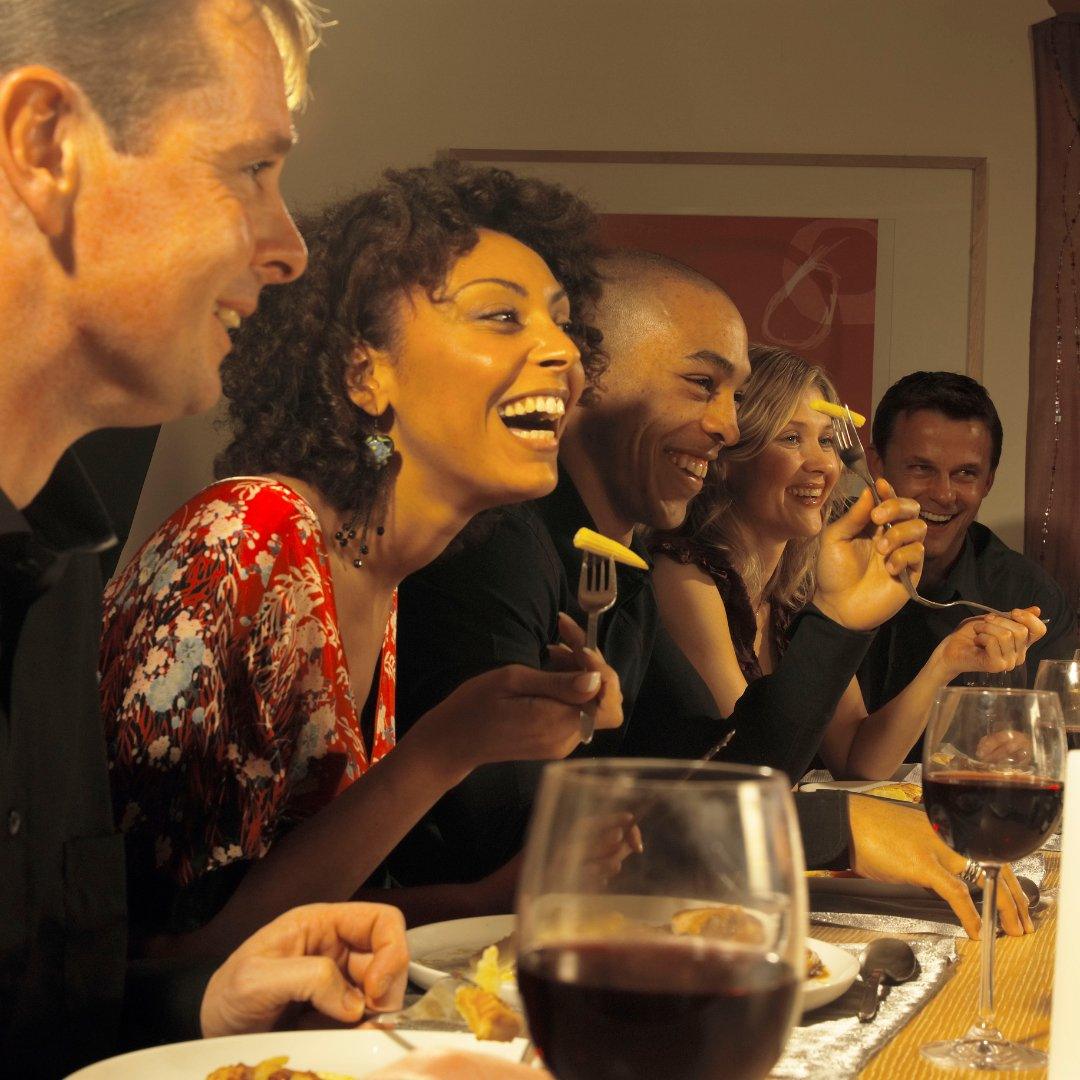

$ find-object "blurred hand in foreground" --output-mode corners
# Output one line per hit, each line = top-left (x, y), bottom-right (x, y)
(200, 902), (408, 1038)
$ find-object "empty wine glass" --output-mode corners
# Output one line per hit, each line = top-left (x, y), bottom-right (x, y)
(1033, 659), (1080, 750)
(921, 687), (1065, 1070)
(516, 759), (806, 1080)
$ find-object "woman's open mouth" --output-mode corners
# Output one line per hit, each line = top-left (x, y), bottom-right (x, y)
(787, 485), (826, 506)
(497, 394), (566, 446)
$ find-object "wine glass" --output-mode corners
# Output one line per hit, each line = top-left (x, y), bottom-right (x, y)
(515, 759), (806, 1080)
(921, 687), (1066, 1070)
(1034, 659), (1080, 750)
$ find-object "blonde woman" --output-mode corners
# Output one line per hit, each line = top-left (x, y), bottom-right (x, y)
(650, 346), (1045, 779)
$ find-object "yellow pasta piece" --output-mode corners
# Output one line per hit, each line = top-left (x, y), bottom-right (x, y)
(455, 985), (524, 1042)
(573, 527), (649, 570)
(808, 399), (866, 427)
(474, 943), (514, 993)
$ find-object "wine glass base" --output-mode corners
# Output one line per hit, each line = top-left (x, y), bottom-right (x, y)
(920, 1034), (1047, 1071)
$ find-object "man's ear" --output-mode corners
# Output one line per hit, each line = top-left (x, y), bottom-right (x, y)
(345, 342), (393, 417)
(0, 67), (82, 237)
(866, 444), (884, 479)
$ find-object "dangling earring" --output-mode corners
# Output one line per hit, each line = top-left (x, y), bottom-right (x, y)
(333, 431), (395, 568)
(334, 511), (385, 569)
(363, 432), (394, 469)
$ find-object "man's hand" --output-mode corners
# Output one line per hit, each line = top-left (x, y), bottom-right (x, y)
(814, 480), (927, 630)
(200, 902), (408, 1038)
(848, 795), (1033, 939)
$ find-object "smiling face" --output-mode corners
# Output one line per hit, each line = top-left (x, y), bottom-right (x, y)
(870, 408), (995, 574)
(726, 387), (840, 544)
(566, 276), (750, 535)
(376, 228), (583, 513)
(68, 0), (307, 425)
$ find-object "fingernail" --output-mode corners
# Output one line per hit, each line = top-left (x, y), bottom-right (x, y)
(583, 647), (602, 661)
(574, 671), (601, 692)
(343, 987), (364, 1014)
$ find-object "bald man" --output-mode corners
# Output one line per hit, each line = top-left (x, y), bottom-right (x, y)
(381, 253), (1025, 940)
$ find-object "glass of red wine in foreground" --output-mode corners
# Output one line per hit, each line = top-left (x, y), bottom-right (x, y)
(921, 687), (1065, 1071)
(1033, 659), (1080, 751)
(516, 759), (806, 1080)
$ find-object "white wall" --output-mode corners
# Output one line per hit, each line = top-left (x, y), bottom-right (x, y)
(125, 0), (1049, 563)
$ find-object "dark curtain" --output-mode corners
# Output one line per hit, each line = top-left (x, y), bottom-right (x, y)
(1028, 15), (1080, 626)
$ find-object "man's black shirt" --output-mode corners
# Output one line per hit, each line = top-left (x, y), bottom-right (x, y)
(391, 469), (869, 886)
(859, 521), (1078, 760)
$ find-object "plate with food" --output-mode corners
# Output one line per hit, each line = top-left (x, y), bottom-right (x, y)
(64, 1028), (531, 1080)
(406, 912), (859, 1014)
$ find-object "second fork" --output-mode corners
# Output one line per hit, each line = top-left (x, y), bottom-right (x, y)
(577, 551), (617, 744)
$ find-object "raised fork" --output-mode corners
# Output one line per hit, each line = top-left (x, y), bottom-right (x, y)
(830, 409), (1018, 621)
(577, 551), (617, 744)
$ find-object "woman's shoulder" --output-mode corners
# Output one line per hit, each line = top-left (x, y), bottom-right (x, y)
(650, 535), (736, 583)
(105, 477), (325, 607)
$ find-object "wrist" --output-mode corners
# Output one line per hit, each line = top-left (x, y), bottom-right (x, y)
(926, 641), (962, 684)
(398, 716), (472, 792)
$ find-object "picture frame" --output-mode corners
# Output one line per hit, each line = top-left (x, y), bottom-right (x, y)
(447, 150), (987, 405)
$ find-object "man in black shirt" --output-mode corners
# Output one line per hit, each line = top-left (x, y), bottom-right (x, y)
(860, 372), (1077, 756)
(0, 3), (414, 1075)
(392, 253), (1030, 939)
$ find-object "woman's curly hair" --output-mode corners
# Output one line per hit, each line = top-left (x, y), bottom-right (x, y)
(215, 158), (605, 522)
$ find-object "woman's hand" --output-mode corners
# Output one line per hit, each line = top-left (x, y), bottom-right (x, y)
(415, 627), (622, 779)
(813, 480), (926, 631)
(935, 607), (1045, 680)
(848, 795), (1033, 939)
(200, 902), (408, 1038)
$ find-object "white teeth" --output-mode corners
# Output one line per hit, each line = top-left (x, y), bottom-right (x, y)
(215, 306), (242, 330)
(920, 510), (955, 524)
(789, 487), (824, 499)
(505, 428), (557, 444)
(496, 395), (566, 420)
(667, 451), (709, 480)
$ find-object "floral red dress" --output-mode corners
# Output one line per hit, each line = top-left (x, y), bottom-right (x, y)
(100, 477), (396, 932)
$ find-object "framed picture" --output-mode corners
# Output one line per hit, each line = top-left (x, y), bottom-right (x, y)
(447, 150), (986, 414)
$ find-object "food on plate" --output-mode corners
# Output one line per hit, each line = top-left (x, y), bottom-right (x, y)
(206, 1057), (354, 1080)
(805, 947), (828, 980)
(669, 904), (767, 945)
(454, 985), (525, 1042)
(867, 781), (923, 804)
(808, 399), (866, 427)
(573, 527), (649, 570)
(472, 943), (516, 993)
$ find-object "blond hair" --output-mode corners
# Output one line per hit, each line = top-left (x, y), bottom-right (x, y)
(674, 345), (846, 610)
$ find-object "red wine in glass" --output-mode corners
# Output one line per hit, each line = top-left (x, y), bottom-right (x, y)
(923, 770), (1063, 863)
(518, 938), (798, 1080)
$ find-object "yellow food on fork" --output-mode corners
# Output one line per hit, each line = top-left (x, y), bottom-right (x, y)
(808, 398), (866, 428)
(573, 527), (649, 570)
(454, 985), (524, 1042)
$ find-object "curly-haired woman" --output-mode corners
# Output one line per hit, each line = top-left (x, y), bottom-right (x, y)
(651, 345), (1044, 779)
(99, 160), (623, 954)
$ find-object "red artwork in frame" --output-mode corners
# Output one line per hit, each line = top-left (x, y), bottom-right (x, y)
(598, 214), (878, 419)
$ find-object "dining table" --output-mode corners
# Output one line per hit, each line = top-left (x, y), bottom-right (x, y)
(812, 852), (1059, 1079)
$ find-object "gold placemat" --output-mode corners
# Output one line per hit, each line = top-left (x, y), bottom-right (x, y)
(813, 855), (1060, 1079)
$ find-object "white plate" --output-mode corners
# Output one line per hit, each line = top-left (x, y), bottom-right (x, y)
(802, 937), (860, 1011)
(407, 915), (858, 1014)
(65, 1028), (530, 1079)
(407, 913), (519, 1006)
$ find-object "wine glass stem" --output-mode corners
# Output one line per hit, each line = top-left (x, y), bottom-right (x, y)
(976, 864), (1000, 1038)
